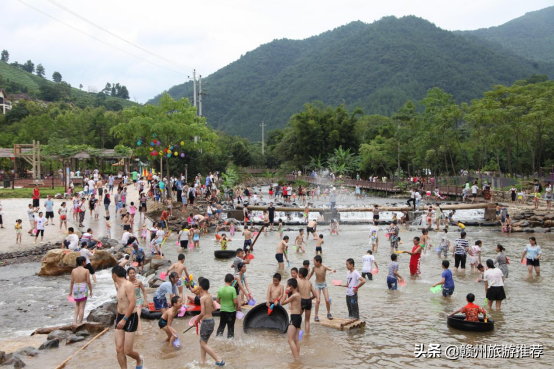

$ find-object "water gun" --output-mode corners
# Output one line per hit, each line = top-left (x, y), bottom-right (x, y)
(186, 274), (196, 289)
(268, 298), (280, 315)
(482, 307), (488, 323)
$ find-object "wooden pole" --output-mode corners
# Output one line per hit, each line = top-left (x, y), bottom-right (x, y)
(250, 225), (265, 251)
(55, 327), (109, 369)
(247, 203), (492, 213)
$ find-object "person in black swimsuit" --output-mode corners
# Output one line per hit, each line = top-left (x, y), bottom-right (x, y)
(281, 278), (302, 360)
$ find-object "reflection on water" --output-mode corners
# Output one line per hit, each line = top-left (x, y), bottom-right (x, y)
(1, 222), (553, 367)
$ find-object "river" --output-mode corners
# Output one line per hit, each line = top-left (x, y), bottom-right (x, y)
(0, 192), (552, 368)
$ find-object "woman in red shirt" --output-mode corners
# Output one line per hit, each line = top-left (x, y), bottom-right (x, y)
(404, 237), (423, 276)
(32, 185), (40, 210)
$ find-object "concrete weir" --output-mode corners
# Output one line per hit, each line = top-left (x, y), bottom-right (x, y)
(246, 203), (498, 221)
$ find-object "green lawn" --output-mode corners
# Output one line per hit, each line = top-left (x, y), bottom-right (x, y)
(0, 187), (67, 199)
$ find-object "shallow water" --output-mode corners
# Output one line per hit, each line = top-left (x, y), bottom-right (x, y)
(1, 220), (552, 368)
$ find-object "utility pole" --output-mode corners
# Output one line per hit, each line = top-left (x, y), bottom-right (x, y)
(260, 121), (266, 155)
(198, 75), (203, 117)
(192, 69), (197, 108)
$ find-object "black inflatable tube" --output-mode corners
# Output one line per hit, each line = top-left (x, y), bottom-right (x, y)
(214, 250), (236, 259)
(243, 303), (289, 334)
(447, 315), (494, 332)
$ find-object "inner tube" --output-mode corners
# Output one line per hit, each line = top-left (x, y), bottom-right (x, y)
(141, 307), (162, 320)
(243, 303), (288, 334)
(447, 315), (494, 332)
(214, 250), (236, 259)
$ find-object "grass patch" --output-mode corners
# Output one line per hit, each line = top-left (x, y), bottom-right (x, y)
(0, 187), (67, 199)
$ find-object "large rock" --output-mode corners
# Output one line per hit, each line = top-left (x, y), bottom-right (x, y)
(38, 339), (59, 350)
(511, 226), (523, 232)
(86, 301), (117, 326)
(66, 335), (85, 344)
(47, 330), (71, 341)
(38, 249), (118, 276)
(0, 353), (26, 368)
(543, 213), (554, 221)
(15, 347), (39, 358)
(533, 227), (550, 233)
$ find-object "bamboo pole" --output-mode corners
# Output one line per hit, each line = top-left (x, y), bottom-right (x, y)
(250, 225), (265, 251)
(247, 203), (492, 213)
(55, 327), (109, 369)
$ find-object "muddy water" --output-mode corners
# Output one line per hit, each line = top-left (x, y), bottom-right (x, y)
(1, 222), (553, 368)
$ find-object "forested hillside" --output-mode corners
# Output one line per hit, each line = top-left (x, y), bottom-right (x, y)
(0, 59), (135, 111)
(149, 15), (552, 139)
(459, 6), (554, 63)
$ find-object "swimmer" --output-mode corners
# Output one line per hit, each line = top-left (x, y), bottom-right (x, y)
(275, 236), (290, 270)
(69, 256), (92, 325)
(281, 278), (302, 360)
(315, 234), (324, 255)
(165, 254), (190, 298)
(159, 296), (181, 346)
(266, 273), (284, 309)
(297, 267), (316, 333)
(312, 255), (336, 321)
(294, 229), (307, 253)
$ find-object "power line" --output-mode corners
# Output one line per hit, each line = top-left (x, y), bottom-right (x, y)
(46, 0), (195, 71)
(16, 0), (188, 77)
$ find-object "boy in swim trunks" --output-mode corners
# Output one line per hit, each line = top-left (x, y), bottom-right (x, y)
(315, 234), (324, 255)
(158, 295), (182, 347)
(311, 255), (336, 321)
(294, 229), (307, 253)
(242, 226), (252, 252)
(306, 220), (317, 240)
(197, 278), (225, 366)
(112, 265), (143, 369)
(281, 278), (302, 360)
(165, 254), (190, 298)
(290, 267), (298, 279)
(275, 236), (289, 270)
(266, 273), (284, 310)
(297, 267), (316, 333)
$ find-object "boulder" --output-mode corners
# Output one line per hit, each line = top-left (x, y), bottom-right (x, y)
(518, 221), (530, 228)
(86, 301), (117, 326)
(533, 227), (549, 233)
(148, 277), (165, 288)
(149, 259), (171, 271)
(15, 347), (39, 358)
(544, 220), (552, 228)
(523, 228), (534, 233)
(47, 330), (71, 341)
(511, 227), (523, 232)
(75, 330), (91, 337)
(66, 335), (85, 344)
(38, 339), (59, 350)
(0, 353), (25, 368)
(39, 249), (118, 276)
(543, 213), (554, 221)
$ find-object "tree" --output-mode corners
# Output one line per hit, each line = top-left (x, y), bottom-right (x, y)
(230, 141), (251, 167)
(118, 86), (130, 99)
(52, 71), (62, 83)
(111, 93), (218, 184)
(102, 83), (112, 94)
(36, 64), (45, 78)
(79, 84), (83, 90)
(22, 60), (35, 73)
(1, 50), (8, 62)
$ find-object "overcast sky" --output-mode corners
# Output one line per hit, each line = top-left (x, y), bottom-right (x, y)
(2, 0), (552, 102)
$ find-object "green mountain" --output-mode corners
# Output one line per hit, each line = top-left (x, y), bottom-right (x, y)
(0, 61), (136, 111)
(459, 6), (554, 63)
(149, 16), (552, 139)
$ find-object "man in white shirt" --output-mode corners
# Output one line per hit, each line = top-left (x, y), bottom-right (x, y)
(63, 227), (80, 250)
(343, 258), (365, 320)
(34, 212), (47, 244)
(471, 183), (479, 204)
(361, 250), (377, 281)
(121, 231), (133, 245)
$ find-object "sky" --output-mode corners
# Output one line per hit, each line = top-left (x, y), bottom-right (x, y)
(2, 0), (552, 103)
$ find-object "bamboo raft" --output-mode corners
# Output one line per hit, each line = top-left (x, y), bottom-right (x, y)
(312, 316), (366, 330)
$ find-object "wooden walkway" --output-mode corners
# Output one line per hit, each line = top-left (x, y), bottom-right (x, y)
(285, 175), (465, 196)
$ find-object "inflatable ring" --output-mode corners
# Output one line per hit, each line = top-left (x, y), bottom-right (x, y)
(447, 315), (494, 332)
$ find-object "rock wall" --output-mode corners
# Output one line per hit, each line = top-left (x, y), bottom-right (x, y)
(38, 249), (118, 276)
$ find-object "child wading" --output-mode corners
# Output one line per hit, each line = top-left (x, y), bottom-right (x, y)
(311, 255), (336, 321)
(281, 278), (302, 360)
(197, 278), (225, 366)
(341, 258), (365, 320)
